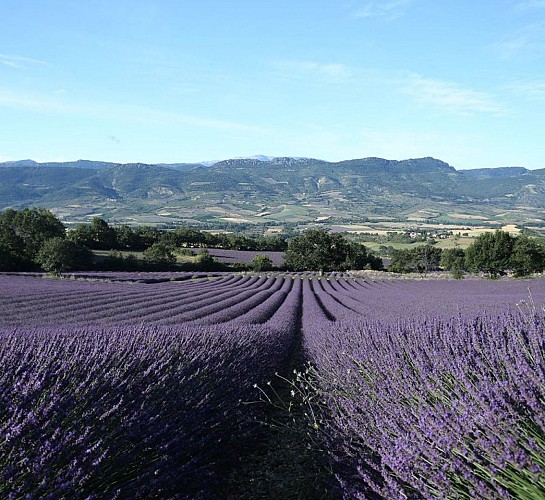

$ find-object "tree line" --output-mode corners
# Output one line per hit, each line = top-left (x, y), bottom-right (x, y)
(284, 228), (383, 272)
(0, 209), (383, 274)
(389, 229), (545, 278)
(2, 209), (543, 277)
(0, 209), (285, 274)
(67, 217), (287, 252)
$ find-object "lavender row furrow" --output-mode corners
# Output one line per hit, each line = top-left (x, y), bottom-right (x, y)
(0, 273), (239, 311)
(301, 278), (335, 333)
(0, 275), (254, 327)
(331, 278), (362, 292)
(0, 321), (296, 498)
(0, 280), (174, 322)
(0, 287), (118, 317)
(126, 276), (274, 324)
(3, 272), (545, 498)
(306, 278), (355, 321)
(265, 276), (302, 333)
(199, 277), (287, 325)
(68, 275), (257, 325)
(226, 277), (294, 325)
(316, 278), (365, 316)
(154, 277), (278, 325)
(320, 277), (545, 319)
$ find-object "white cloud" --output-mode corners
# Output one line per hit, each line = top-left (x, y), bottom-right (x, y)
(506, 79), (545, 100)
(0, 52), (50, 69)
(0, 87), (266, 134)
(300, 62), (353, 80)
(273, 60), (355, 83)
(0, 88), (74, 113)
(355, 0), (414, 19)
(491, 23), (545, 59)
(403, 75), (506, 116)
(517, 1), (545, 9)
(494, 36), (530, 58)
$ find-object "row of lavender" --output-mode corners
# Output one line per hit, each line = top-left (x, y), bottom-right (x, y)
(0, 274), (302, 498)
(0, 274), (288, 327)
(1, 273), (315, 328)
(299, 276), (545, 498)
(2, 273), (545, 497)
(4, 273), (541, 329)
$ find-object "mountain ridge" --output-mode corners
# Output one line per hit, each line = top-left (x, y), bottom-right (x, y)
(1, 156), (543, 228)
(2, 155), (532, 172)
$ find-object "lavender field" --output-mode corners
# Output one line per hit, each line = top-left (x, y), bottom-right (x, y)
(1, 272), (545, 498)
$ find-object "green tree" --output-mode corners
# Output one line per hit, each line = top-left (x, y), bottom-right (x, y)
(0, 224), (26, 270)
(388, 248), (414, 273)
(255, 235), (287, 252)
(344, 242), (368, 270)
(365, 253), (385, 271)
(250, 254), (273, 272)
(0, 208), (65, 269)
(161, 227), (206, 248)
(36, 237), (92, 275)
(226, 233), (254, 250)
(143, 242), (177, 268)
(284, 228), (378, 272)
(465, 230), (514, 278)
(441, 248), (466, 278)
(195, 248), (218, 270)
(133, 226), (162, 249)
(97, 250), (139, 271)
(285, 229), (348, 272)
(413, 245), (442, 274)
(388, 245), (442, 274)
(114, 225), (140, 250)
(69, 217), (117, 250)
(510, 235), (545, 277)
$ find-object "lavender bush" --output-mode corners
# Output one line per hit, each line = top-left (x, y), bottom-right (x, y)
(2, 272), (545, 497)
(301, 279), (545, 498)
(0, 322), (295, 498)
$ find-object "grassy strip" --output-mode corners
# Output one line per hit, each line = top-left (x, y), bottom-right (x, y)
(224, 374), (340, 499)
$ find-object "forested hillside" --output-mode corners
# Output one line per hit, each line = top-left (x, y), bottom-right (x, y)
(1, 157), (544, 227)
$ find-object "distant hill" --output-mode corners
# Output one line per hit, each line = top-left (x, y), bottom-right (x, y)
(0, 159), (119, 169)
(1, 156), (544, 228)
(459, 167), (529, 179)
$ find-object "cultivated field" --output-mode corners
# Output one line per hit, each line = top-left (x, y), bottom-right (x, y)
(1, 272), (545, 497)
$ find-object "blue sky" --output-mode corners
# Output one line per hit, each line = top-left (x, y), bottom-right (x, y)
(1, 0), (545, 169)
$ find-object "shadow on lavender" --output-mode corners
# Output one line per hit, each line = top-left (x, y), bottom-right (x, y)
(0, 323), (294, 498)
